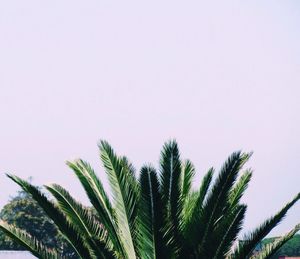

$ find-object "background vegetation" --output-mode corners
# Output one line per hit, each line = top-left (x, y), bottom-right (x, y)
(0, 190), (76, 257)
(261, 234), (300, 258)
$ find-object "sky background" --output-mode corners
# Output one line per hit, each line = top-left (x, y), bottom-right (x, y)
(0, 0), (300, 237)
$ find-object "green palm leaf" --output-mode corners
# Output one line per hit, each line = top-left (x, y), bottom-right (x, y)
(197, 152), (251, 257)
(67, 159), (124, 257)
(99, 140), (139, 259)
(0, 220), (63, 259)
(232, 192), (300, 259)
(6, 174), (93, 259)
(45, 184), (115, 259)
(182, 167), (214, 245)
(159, 140), (183, 256)
(119, 155), (140, 244)
(212, 205), (247, 259)
(138, 166), (167, 259)
(180, 160), (195, 201)
(228, 169), (252, 210)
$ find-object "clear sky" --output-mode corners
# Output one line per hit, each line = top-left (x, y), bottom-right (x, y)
(0, 0), (300, 236)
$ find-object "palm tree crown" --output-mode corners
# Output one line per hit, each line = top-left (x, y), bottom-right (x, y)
(1, 140), (299, 259)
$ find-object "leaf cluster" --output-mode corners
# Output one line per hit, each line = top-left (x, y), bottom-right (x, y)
(0, 140), (299, 259)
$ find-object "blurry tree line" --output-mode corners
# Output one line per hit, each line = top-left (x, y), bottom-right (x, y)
(0, 189), (78, 258)
(261, 235), (300, 258)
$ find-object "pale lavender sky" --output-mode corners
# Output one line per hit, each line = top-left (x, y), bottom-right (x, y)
(0, 1), (300, 236)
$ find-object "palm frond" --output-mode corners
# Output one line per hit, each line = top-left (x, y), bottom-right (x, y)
(181, 190), (199, 229)
(180, 160), (195, 200)
(197, 152), (251, 257)
(0, 220), (63, 259)
(159, 140), (183, 256)
(228, 169), (252, 210)
(99, 140), (139, 259)
(232, 192), (300, 259)
(179, 159), (196, 244)
(212, 205), (247, 259)
(45, 184), (115, 259)
(120, 156), (136, 177)
(197, 167), (214, 208)
(6, 174), (94, 259)
(182, 168), (214, 244)
(67, 159), (124, 257)
(119, 155), (140, 244)
(250, 224), (300, 259)
(138, 166), (167, 259)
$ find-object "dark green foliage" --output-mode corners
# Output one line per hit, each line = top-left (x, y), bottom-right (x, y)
(0, 221), (62, 259)
(138, 166), (166, 259)
(7, 175), (93, 259)
(0, 140), (299, 259)
(261, 234), (300, 259)
(160, 140), (183, 256)
(0, 190), (75, 258)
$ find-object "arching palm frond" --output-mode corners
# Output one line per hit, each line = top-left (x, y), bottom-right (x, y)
(250, 224), (300, 259)
(228, 169), (252, 210)
(196, 152), (251, 258)
(45, 184), (115, 259)
(67, 159), (124, 257)
(231, 192), (300, 259)
(6, 174), (93, 259)
(0, 220), (63, 259)
(99, 140), (139, 259)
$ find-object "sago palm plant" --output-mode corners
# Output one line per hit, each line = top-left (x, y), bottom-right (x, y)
(0, 140), (299, 259)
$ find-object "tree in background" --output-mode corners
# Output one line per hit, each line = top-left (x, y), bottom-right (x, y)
(261, 234), (300, 258)
(0, 189), (76, 257)
(0, 140), (300, 259)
